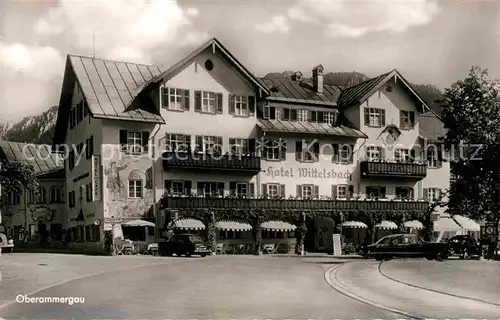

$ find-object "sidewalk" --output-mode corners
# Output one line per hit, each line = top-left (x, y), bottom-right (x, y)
(271, 252), (365, 259)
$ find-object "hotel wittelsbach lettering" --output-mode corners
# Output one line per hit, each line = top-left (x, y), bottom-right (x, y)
(0, 37), (453, 254)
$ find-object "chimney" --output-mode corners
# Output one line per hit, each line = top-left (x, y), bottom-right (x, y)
(312, 65), (324, 93)
(291, 71), (303, 81)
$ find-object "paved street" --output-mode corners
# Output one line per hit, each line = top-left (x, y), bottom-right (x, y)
(0, 254), (499, 319)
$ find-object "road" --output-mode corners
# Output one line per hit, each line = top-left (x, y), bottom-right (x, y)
(1, 254), (499, 319)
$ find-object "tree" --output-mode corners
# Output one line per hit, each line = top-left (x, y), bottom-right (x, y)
(441, 66), (500, 222)
(0, 159), (38, 207)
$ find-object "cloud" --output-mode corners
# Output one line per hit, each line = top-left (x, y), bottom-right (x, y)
(255, 16), (290, 34)
(33, 0), (204, 62)
(287, 0), (440, 38)
(1, 42), (64, 122)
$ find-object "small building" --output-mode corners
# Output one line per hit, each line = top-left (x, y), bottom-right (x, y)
(0, 141), (65, 244)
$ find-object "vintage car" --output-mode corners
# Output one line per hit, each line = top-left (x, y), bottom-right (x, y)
(158, 233), (209, 257)
(447, 235), (482, 259)
(367, 234), (449, 261)
(0, 224), (14, 253)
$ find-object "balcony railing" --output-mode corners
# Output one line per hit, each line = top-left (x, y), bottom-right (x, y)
(162, 151), (261, 173)
(161, 194), (429, 211)
(360, 160), (427, 179)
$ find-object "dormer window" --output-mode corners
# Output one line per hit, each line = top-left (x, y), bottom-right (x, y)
(297, 110), (308, 122)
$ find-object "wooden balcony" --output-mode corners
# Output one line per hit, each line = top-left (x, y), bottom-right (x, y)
(162, 151), (261, 173)
(360, 161), (427, 179)
(161, 195), (429, 212)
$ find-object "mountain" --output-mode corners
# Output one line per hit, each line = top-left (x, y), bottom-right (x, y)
(0, 106), (58, 145)
(263, 71), (444, 114)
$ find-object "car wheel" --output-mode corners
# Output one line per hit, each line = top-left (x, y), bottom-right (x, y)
(375, 256), (383, 261)
(185, 252), (191, 257)
(425, 254), (434, 260)
(165, 251), (173, 256)
(200, 253), (207, 257)
(436, 252), (444, 261)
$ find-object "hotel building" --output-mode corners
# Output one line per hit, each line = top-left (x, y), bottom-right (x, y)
(19, 37), (457, 253)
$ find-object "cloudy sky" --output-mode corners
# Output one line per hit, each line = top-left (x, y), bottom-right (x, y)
(1, 0), (499, 123)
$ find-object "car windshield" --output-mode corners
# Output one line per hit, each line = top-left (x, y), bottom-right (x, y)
(377, 236), (396, 245)
(189, 236), (203, 242)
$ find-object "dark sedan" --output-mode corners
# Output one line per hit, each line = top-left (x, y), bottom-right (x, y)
(158, 233), (210, 257)
(448, 235), (482, 259)
(367, 234), (449, 261)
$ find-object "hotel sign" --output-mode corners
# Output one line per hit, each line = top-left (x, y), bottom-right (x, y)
(91, 155), (102, 201)
(265, 166), (351, 180)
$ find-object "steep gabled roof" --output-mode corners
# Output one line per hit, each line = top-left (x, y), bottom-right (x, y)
(0, 140), (64, 177)
(259, 78), (341, 106)
(134, 38), (269, 102)
(338, 69), (430, 112)
(52, 55), (166, 148)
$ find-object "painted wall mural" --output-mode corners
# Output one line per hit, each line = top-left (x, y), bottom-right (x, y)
(104, 159), (154, 219)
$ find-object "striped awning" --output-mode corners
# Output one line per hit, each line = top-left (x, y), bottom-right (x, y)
(261, 220), (296, 231)
(403, 220), (424, 230)
(375, 220), (398, 230)
(433, 216), (460, 232)
(216, 221), (252, 231)
(341, 221), (368, 228)
(452, 215), (480, 232)
(173, 218), (205, 230)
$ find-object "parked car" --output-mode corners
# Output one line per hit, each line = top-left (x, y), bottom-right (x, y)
(367, 234), (449, 261)
(0, 224), (14, 253)
(447, 235), (482, 259)
(158, 234), (209, 257)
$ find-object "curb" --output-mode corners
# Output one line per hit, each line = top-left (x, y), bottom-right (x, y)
(323, 263), (423, 319)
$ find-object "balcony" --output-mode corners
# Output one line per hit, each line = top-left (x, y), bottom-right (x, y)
(161, 195), (429, 212)
(162, 151), (261, 173)
(360, 161), (427, 179)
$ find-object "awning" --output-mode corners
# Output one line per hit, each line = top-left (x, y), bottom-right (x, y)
(341, 221), (368, 228)
(261, 220), (296, 231)
(173, 218), (205, 230)
(452, 215), (480, 232)
(122, 219), (155, 227)
(403, 220), (424, 230)
(375, 220), (398, 230)
(216, 221), (252, 231)
(433, 216), (460, 232)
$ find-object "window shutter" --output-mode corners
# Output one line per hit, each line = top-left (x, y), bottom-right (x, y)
(184, 181), (192, 195)
(380, 147), (385, 160)
(88, 184), (93, 202)
(229, 182), (237, 195)
(348, 185), (354, 199)
(295, 140), (302, 161)
(194, 90), (202, 112)
(400, 111), (405, 128)
(280, 139), (287, 160)
(162, 87), (169, 108)
(280, 184), (286, 197)
(296, 185), (302, 198)
(263, 106), (269, 119)
(364, 108), (369, 125)
(216, 93), (223, 114)
(410, 148), (416, 161)
(249, 183), (255, 198)
(164, 180), (172, 193)
(332, 144), (339, 163)
(217, 182), (225, 196)
(248, 96), (255, 116)
(183, 90), (190, 111)
(142, 131), (150, 153)
(283, 108), (290, 121)
(313, 185), (319, 199)
(313, 143), (320, 161)
(331, 185), (337, 199)
(261, 184), (268, 196)
(348, 145), (354, 163)
(248, 139), (256, 155)
(120, 130), (128, 152)
(423, 188), (428, 200)
(381, 110), (386, 126)
(310, 111), (317, 122)
(317, 111), (324, 123)
(229, 94), (235, 114)
(437, 148), (443, 167)
(83, 102), (88, 117)
(410, 112), (415, 128)
(381, 187), (386, 198)
(196, 135), (203, 152)
(290, 109), (297, 121)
